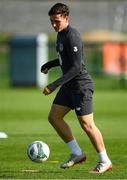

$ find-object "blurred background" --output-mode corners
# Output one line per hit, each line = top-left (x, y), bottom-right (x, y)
(0, 0), (127, 89)
(0, 1), (127, 178)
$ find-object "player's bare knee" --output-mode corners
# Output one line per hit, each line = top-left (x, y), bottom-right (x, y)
(83, 123), (95, 133)
(78, 116), (95, 133)
(79, 113), (93, 129)
(48, 113), (55, 124)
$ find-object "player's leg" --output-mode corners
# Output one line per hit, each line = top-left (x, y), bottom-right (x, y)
(78, 113), (105, 153)
(77, 113), (112, 173)
(73, 88), (112, 173)
(49, 85), (78, 144)
(48, 86), (86, 168)
(48, 104), (86, 168)
(48, 103), (72, 143)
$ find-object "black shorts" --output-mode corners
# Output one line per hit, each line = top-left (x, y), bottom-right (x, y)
(53, 85), (93, 116)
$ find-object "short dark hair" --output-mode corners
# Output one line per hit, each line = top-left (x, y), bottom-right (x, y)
(48, 3), (69, 16)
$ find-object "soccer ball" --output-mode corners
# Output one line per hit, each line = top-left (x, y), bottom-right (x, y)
(27, 141), (50, 163)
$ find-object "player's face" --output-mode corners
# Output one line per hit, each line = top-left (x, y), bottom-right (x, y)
(50, 14), (69, 32)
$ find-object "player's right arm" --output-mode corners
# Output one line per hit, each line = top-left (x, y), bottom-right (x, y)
(41, 58), (60, 74)
(41, 58), (60, 95)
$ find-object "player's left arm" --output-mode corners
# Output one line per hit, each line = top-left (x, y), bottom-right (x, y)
(43, 31), (83, 95)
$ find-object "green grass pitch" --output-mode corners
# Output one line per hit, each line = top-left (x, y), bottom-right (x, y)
(0, 88), (127, 179)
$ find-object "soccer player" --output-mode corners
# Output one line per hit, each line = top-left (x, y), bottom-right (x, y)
(41, 3), (112, 173)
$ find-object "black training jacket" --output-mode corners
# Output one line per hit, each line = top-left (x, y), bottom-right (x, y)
(41, 25), (93, 91)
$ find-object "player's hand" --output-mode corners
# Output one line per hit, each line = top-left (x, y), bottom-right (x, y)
(41, 63), (49, 74)
(41, 68), (48, 74)
(42, 86), (52, 95)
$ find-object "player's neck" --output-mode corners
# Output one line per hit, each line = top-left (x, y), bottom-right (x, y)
(59, 24), (69, 33)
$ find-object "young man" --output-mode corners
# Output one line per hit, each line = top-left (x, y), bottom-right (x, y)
(41, 3), (112, 173)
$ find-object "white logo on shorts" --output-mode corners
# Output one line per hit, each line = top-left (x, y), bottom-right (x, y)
(76, 107), (81, 111)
